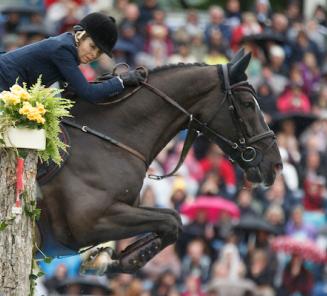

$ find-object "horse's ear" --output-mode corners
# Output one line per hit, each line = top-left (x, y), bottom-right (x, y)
(230, 52), (252, 80)
(230, 48), (245, 64)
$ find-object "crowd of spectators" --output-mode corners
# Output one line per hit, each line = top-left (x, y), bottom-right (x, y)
(1, 0), (327, 295)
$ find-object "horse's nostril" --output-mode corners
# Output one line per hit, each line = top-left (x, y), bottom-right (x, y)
(274, 163), (283, 175)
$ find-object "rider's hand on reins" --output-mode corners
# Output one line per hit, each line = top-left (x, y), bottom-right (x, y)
(120, 70), (146, 87)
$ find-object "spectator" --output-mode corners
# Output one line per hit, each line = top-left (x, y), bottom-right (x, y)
(178, 209), (214, 258)
(204, 44), (229, 66)
(251, 64), (288, 97)
(169, 176), (188, 212)
(182, 9), (203, 38)
(312, 4), (327, 28)
(138, 0), (160, 35)
(119, 3), (142, 37)
(253, 0), (272, 28)
(180, 238), (211, 284)
(142, 245), (181, 286)
(285, 205), (317, 240)
(306, 19), (326, 55)
(230, 12), (262, 51)
(291, 29), (321, 65)
(312, 85), (327, 117)
(261, 174), (294, 219)
(212, 231), (246, 280)
(181, 274), (205, 296)
(276, 81), (311, 113)
(204, 6), (231, 46)
(225, 0), (242, 30)
(267, 12), (289, 37)
(236, 188), (259, 217)
(279, 255), (314, 296)
(140, 185), (161, 207)
(302, 150), (327, 211)
(245, 249), (275, 296)
(264, 204), (285, 235)
(106, 0), (129, 25)
(151, 269), (179, 296)
(299, 51), (321, 97)
(57, 0), (80, 33)
(269, 45), (288, 77)
(44, 264), (68, 294)
(279, 146), (300, 192)
(256, 80), (278, 118)
(199, 144), (236, 198)
(144, 10), (174, 66)
(285, 0), (303, 25)
(168, 42), (197, 64)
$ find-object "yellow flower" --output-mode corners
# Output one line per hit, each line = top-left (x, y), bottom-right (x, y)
(21, 105), (46, 125)
(0, 90), (20, 105)
(19, 102), (33, 115)
(10, 84), (31, 101)
(36, 115), (45, 124)
(10, 84), (23, 92)
(26, 111), (38, 121)
(20, 91), (31, 101)
(36, 102), (46, 115)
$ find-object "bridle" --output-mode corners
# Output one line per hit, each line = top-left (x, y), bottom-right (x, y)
(217, 64), (276, 167)
(63, 64), (276, 179)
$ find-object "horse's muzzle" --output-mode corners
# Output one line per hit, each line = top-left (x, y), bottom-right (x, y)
(246, 166), (263, 184)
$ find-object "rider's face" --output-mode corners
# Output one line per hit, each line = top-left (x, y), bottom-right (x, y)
(77, 37), (102, 64)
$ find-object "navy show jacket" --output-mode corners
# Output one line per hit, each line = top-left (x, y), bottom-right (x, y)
(0, 33), (124, 103)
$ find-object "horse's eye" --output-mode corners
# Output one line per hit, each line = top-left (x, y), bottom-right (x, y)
(243, 101), (254, 108)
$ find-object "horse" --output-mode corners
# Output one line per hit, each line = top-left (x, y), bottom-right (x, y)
(37, 50), (282, 274)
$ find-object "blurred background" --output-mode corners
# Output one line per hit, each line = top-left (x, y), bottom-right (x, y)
(1, 0), (327, 295)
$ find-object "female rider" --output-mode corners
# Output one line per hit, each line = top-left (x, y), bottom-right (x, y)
(0, 12), (144, 101)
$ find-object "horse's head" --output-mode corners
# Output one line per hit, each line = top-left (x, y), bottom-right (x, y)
(203, 49), (282, 186)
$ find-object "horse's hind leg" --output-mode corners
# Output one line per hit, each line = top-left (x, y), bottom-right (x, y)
(81, 203), (181, 274)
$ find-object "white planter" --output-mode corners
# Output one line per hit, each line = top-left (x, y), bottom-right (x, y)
(2, 127), (46, 150)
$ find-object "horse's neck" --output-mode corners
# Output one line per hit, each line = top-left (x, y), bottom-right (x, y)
(140, 65), (220, 161)
(73, 65), (220, 164)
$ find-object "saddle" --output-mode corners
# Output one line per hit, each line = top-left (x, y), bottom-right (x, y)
(36, 124), (70, 186)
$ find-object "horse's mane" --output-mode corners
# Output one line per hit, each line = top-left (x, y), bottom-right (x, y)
(149, 62), (208, 74)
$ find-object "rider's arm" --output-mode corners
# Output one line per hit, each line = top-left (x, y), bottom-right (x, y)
(51, 46), (124, 103)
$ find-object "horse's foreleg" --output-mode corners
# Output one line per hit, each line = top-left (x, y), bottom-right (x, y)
(82, 204), (181, 274)
(139, 206), (183, 231)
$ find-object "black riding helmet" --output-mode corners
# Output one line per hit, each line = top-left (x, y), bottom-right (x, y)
(74, 12), (118, 58)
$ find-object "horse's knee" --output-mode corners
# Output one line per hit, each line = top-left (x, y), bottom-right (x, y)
(158, 215), (180, 244)
(165, 208), (182, 226)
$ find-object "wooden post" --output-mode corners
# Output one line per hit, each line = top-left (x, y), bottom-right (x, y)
(0, 150), (38, 296)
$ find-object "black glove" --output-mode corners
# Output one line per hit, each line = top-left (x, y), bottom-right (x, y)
(120, 70), (145, 87)
(96, 72), (115, 82)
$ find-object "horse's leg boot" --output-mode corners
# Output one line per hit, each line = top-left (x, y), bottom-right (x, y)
(107, 233), (162, 273)
(121, 233), (158, 255)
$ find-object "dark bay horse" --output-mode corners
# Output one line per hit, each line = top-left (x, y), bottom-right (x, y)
(38, 50), (282, 273)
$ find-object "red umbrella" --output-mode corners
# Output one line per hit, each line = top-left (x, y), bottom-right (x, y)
(180, 196), (240, 223)
(271, 236), (326, 263)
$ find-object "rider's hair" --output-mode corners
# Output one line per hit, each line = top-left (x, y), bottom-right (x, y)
(74, 31), (89, 47)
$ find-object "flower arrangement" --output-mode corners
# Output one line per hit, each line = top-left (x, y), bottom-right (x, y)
(0, 77), (74, 164)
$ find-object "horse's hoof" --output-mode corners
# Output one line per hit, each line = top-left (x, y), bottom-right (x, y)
(80, 247), (118, 276)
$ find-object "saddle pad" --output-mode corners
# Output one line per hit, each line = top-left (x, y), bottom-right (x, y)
(36, 124), (70, 186)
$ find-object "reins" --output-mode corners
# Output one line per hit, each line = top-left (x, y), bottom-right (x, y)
(61, 118), (148, 166)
